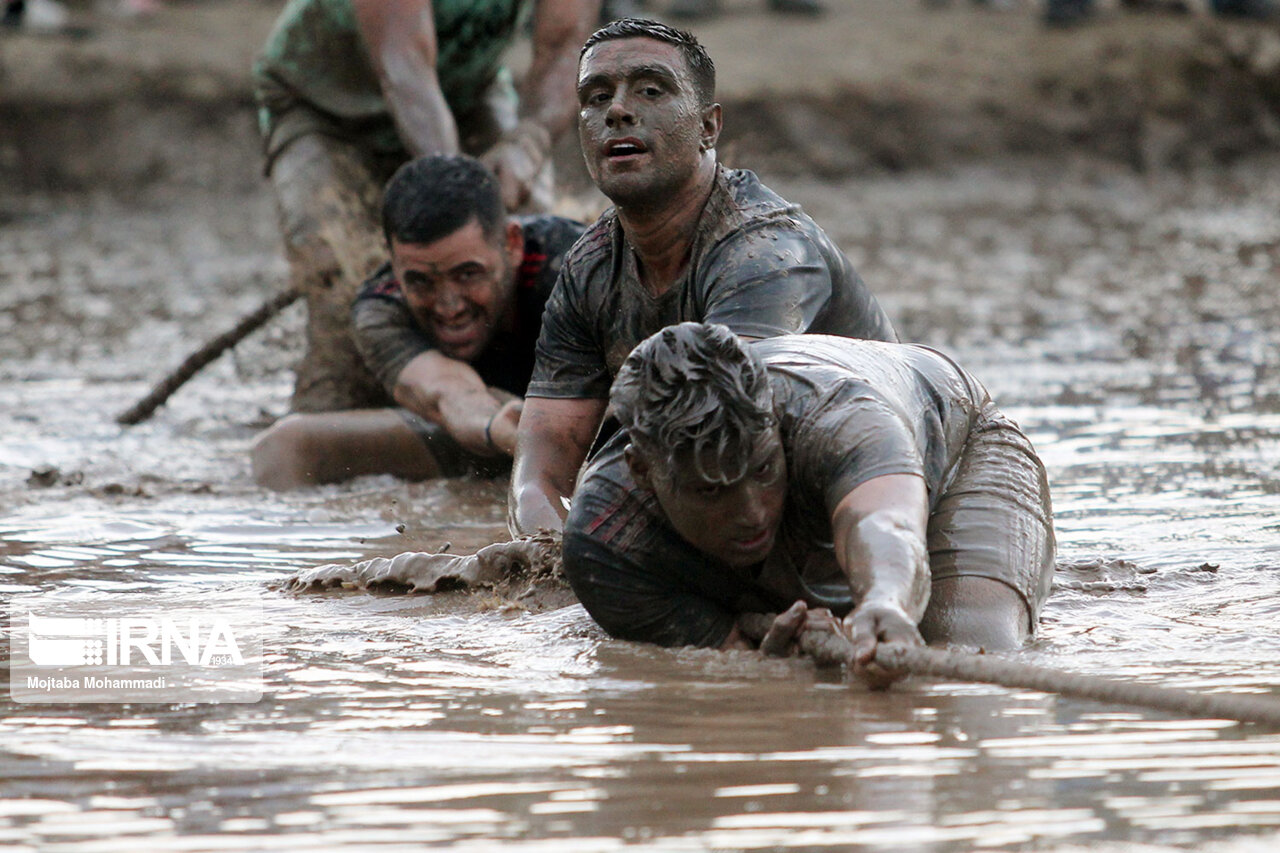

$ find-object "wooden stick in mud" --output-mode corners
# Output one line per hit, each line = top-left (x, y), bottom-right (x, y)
(116, 287), (301, 426)
(736, 612), (1280, 727)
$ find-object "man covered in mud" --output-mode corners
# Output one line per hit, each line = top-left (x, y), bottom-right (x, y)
(253, 0), (598, 413)
(562, 323), (1056, 683)
(508, 19), (898, 536)
(252, 155), (585, 489)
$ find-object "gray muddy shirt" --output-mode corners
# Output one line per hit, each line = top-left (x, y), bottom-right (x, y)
(562, 336), (993, 648)
(527, 167), (898, 400)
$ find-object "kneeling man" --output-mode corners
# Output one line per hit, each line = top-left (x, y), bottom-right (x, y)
(253, 155), (584, 489)
(562, 323), (1056, 681)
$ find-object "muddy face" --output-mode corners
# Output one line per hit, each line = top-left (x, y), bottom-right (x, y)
(390, 220), (522, 362)
(576, 37), (719, 210)
(633, 428), (788, 568)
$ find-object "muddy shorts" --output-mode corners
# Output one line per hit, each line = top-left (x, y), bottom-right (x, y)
(926, 404), (1056, 627)
(395, 409), (511, 479)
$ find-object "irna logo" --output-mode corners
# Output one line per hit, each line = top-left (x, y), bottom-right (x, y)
(27, 611), (245, 667)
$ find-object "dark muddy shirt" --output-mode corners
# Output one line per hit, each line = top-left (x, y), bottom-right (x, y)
(527, 167), (898, 400)
(352, 215), (585, 397)
(562, 336), (992, 648)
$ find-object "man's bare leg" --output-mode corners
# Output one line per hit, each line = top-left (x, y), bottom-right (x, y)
(252, 409), (443, 490)
(919, 576), (1031, 652)
(268, 135), (393, 413)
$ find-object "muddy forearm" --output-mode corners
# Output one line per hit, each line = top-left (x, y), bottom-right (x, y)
(393, 352), (513, 456)
(508, 441), (579, 536)
(508, 397), (605, 537)
(353, 0), (460, 158)
(831, 475), (931, 621)
(843, 510), (930, 620)
(384, 67), (460, 158)
(522, 0), (597, 140)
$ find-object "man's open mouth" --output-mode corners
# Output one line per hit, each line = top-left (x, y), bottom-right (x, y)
(731, 527), (773, 553)
(604, 138), (648, 159)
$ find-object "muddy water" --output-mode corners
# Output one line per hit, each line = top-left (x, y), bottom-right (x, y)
(2, 154), (1280, 851)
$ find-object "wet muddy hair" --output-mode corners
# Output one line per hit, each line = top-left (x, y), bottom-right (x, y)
(581, 18), (716, 108)
(612, 323), (775, 485)
(381, 155), (505, 247)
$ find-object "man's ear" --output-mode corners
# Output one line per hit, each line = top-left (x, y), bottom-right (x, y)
(625, 444), (653, 491)
(504, 219), (524, 270)
(699, 103), (723, 153)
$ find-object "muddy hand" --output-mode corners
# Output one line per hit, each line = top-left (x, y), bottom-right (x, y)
(760, 601), (846, 658)
(759, 600), (807, 656)
(482, 124), (548, 212)
(841, 602), (924, 689)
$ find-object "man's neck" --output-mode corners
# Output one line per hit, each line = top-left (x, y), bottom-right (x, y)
(617, 157), (718, 298)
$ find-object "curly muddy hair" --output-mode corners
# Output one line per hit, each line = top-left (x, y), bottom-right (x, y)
(611, 323), (775, 485)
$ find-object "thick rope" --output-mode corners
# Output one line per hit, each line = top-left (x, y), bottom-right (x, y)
(875, 643), (1280, 728)
(736, 613), (1280, 727)
(116, 287), (301, 426)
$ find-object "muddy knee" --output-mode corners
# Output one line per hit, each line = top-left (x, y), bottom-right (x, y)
(252, 415), (326, 490)
(919, 576), (1031, 652)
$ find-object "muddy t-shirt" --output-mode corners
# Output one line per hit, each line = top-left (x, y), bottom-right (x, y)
(527, 168), (898, 400)
(562, 336), (990, 648)
(352, 215), (585, 397)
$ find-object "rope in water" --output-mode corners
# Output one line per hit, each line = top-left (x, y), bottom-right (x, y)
(874, 643), (1280, 728)
(117, 287), (301, 426)
(736, 612), (1280, 727)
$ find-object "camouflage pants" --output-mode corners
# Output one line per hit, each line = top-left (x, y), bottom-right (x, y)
(269, 134), (400, 412)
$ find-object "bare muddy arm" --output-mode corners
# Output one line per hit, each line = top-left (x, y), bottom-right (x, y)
(831, 473), (931, 687)
(508, 396), (607, 536)
(393, 351), (521, 457)
(353, 0), (459, 159)
(481, 0), (597, 209)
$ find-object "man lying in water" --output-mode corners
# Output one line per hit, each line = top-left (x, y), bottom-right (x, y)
(561, 322), (1056, 684)
(252, 154), (585, 489)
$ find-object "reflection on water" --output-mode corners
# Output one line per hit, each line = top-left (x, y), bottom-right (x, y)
(3, 156), (1280, 850)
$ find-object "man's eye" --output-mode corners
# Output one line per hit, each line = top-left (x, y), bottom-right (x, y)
(641, 85), (662, 97)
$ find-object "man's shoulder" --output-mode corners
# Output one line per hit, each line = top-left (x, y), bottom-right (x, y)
(554, 209), (618, 287)
(721, 168), (793, 213)
(563, 209), (617, 260)
(698, 167), (824, 255)
(516, 215), (588, 289)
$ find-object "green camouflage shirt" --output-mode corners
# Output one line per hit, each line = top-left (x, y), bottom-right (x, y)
(253, 0), (529, 157)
